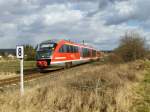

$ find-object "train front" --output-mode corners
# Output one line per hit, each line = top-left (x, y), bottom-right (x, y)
(36, 41), (57, 68)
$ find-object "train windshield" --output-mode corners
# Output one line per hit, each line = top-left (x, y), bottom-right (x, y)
(36, 43), (57, 59)
(40, 43), (56, 50)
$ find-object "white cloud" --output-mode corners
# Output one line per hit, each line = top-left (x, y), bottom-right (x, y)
(0, 0), (149, 50)
(41, 4), (83, 26)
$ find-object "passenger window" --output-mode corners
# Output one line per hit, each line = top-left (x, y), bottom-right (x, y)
(63, 45), (67, 53)
(67, 45), (70, 53)
(59, 45), (79, 53)
(75, 46), (79, 53)
(59, 45), (64, 53)
(70, 46), (74, 53)
(59, 45), (66, 53)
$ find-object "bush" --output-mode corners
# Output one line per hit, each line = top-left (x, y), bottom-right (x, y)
(24, 45), (36, 61)
(106, 53), (124, 64)
(115, 31), (147, 62)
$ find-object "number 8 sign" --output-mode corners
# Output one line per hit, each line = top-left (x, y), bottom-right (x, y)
(16, 46), (24, 59)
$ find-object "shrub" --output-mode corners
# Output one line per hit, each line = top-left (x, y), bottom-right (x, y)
(24, 45), (36, 61)
(115, 31), (147, 62)
(106, 53), (124, 64)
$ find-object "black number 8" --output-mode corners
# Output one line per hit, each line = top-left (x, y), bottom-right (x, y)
(18, 48), (22, 56)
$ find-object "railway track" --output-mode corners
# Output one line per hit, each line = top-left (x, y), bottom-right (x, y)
(0, 61), (99, 88)
(0, 68), (64, 87)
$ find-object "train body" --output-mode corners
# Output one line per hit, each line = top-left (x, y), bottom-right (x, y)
(36, 40), (100, 68)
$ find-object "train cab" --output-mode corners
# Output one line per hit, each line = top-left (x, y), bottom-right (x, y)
(36, 40), (57, 68)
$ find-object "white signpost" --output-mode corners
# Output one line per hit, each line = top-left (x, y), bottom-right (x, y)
(16, 46), (24, 96)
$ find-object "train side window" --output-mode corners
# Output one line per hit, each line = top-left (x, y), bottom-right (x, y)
(65, 45), (69, 53)
(63, 45), (67, 53)
(61, 45), (79, 53)
(74, 47), (76, 53)
(71, 46), (74, 53)
(59, 45), (64, 53)
(72, 46), (75, 53)
(75, 46), (79, 53)
(69, 45), (71, 53)
(59, 45), (67, 53)
(68, 45), (73, 53)
(72, 46), (74, 53)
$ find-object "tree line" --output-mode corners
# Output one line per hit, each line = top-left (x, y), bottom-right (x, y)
(108, 31), (150, 63)
(24, 31), (150, 61)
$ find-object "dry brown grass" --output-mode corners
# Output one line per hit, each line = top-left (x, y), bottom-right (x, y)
(0, 61), (147, 112)
(0, 72), (18, 80)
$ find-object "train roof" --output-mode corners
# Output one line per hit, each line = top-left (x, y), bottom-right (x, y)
(40, 39), (58, 44)
(60, 40), (96, 50)
(40, 39), (96, 50)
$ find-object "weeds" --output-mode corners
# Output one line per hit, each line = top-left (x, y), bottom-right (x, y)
(0, 61), (148, 112)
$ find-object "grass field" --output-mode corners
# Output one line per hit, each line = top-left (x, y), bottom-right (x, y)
(0, 60), (149, 112)
(133, 61), (150, 112)
(0, 60), (36, 79)
(0, 60), (36, 72)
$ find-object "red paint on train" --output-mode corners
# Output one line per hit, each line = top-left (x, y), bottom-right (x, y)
(36, 40), (100, 68)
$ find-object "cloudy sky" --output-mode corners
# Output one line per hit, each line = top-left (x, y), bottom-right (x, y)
(0, 0), (150, 50)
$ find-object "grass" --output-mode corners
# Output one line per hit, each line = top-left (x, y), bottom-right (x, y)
(0, 60), (148, 112)
(133, 61), (150, 112)
(0, 60), (36, 79)
(0, 60), (36, 73)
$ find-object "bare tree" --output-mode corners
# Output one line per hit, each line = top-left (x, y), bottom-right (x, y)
(115, 31), (147, 62)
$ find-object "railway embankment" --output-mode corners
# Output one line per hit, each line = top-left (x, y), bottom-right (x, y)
(0, 60), (149, 112)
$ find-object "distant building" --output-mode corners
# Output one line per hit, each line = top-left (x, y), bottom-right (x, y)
(0, 49), (16, 57)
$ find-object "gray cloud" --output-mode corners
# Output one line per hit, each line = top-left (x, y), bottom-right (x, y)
(102, 0), (150, 25)
(0, 0), (149, 50)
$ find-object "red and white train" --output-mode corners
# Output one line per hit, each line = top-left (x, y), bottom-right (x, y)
(36, 39), (100, 69)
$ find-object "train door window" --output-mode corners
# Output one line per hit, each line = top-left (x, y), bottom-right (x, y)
(82, 48), (84, 57)
(88, 49), (91, 57)
(82, 48), (90, 57)
(78, 47), (83, 57)
(83, 48), (86, 57)
(94, 50), (96, 57)
(87, 49), (89, 57)
(83, 48), (85, 57)
(92, 50), (96, 57)
(92, 50), (94, 57)
(87, 48), (89, 57)
(82, 48), (87, 57)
